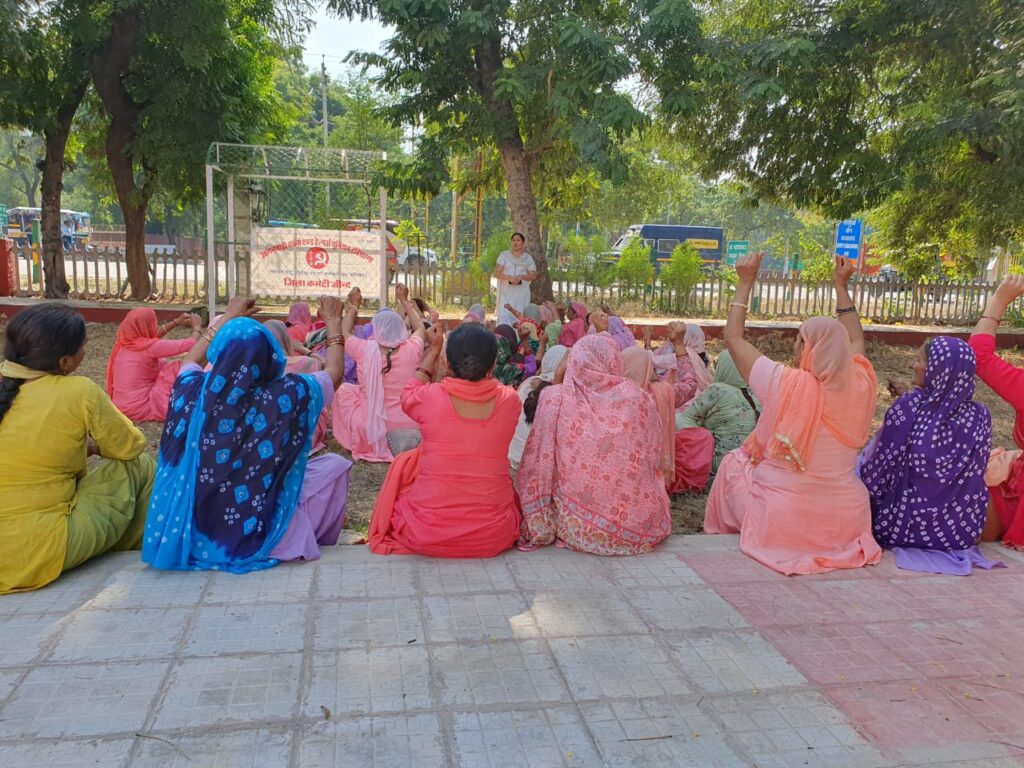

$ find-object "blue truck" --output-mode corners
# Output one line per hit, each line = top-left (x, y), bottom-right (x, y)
(610, 224), (725, 271)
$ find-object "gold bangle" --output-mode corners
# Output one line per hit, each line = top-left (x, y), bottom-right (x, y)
(200, 329), (217, 343)
(981, 315), (1002, 323)
(730, 302), (748, 310)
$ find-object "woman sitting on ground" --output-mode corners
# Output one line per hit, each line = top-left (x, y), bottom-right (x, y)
(370, 323), (522, 557)
(106, 308), (201, 421)
(0, 304), (156, 594)
(508, 344), (569, 470)
(677, 350), (761, 485)
(332, 287), (425, 462)
(517, 334), (671, 555)
(143, 296), (351, 572)
(493, 324), (537, 388)
(858, 336), (995, 574)
(285, 301), (313, 344)
(590, 304), (636, 351)
(622, 346), (714, 494)
(540, 302), (563, 346)
(265, 319), (330, 454)
(969, 275), (1024, 549)
(558, 301), (588, 347)
(646, 321), (709, 409)
(704, 254), (882, 575)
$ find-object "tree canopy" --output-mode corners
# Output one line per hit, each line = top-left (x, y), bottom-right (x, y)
(679, 0), (1024, 269)
(328, 0), (702, 300)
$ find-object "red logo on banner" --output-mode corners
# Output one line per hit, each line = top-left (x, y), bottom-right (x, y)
(305, 247), (330, 270)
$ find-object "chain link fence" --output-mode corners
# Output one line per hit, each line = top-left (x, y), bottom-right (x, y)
(204, 143), (391, 312)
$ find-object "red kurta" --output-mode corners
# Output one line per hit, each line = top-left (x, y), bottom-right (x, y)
(369, 379), (522, 557)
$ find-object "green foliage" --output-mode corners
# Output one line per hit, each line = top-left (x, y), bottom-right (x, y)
(330, 0), (703, 293)
(93, 0), (289, 208)
(394, 219), (425, 248)
(888, 246), (942, 283)
(660, 242), (702, 295)
(481, 226), (513, 273)
(616, 238), (654, 293)
(800, 249), (835, 284)
(683, 0), (1024, 256)
(558, 232), (608, 286)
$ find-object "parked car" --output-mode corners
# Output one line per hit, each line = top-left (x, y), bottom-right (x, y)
(879, 264), (899, 282)
(399, 245), (438, 267)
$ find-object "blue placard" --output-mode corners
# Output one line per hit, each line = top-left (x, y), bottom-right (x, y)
(834, 219), (863, 261)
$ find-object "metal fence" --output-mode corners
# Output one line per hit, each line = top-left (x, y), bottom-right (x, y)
(10, 244), (1014, 326)
(396, 264), (1008, 325)
(11, 242), (240, 304)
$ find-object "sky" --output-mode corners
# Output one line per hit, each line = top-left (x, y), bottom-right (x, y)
(300, 6), (393, 77)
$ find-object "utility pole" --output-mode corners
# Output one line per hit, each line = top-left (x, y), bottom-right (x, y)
(474, 152), (484, 261)
(322, 57), (330, 213)
(450, 157), (459, 264)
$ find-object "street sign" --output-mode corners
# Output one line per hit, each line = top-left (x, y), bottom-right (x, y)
(725, 240), (749, 266)
(834, 219), (863, 261)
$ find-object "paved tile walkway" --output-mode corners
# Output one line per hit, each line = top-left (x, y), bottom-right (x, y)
(2, 535), (1024, 767)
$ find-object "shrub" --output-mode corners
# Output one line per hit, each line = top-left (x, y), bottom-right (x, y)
(616, 239), (654, 295)
(481, 226), (512, 273)
(660, 242), (702, 297)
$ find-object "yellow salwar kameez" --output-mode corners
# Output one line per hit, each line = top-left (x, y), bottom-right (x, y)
(0, 373), (155, 594)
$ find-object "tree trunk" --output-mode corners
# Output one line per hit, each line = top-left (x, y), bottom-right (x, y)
(121, 201), (149, 298)
(38, 75), (86, 301)
(92, 8), (151, 300)
(39, 130), (70, 298)
(497, 141), (551, 301)
(474, 32), (553, 301)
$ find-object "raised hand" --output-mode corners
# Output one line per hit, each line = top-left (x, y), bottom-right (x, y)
(887, 378), (910, 398)
(735, 251), (763, 284)
(319, 295), (345, 325)
(994, 274), (1024, 306)
(666, 320), (686, 344)
(188, 313), (202, 332)
(425, 323), (444, 352)
(347, 287), (363, 308)
(174, 312), (192, 327)
(225, 296), (259, 319)
(395, 283), (409, 303)
(833, 256), (857, 287)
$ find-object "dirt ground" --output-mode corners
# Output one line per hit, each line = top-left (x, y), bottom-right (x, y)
(14, 320), (1024, 537)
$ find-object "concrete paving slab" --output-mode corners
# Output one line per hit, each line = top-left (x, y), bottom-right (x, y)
(2, 536), (1024, 766)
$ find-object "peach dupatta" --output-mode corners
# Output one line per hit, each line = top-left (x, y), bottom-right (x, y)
(744, 316), (876, 471)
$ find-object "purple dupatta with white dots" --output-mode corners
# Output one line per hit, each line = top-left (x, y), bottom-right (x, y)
(859, 336), (991, 552)
(143, 318), (323, 572)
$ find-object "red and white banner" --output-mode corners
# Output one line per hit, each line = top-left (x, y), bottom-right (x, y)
(250, 227), (384, 301)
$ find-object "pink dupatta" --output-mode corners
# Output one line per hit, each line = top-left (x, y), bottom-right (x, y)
(622, 347), (677, 488)
(363, 309), (411, 453)
(558, 302), (588, 347)
(684, 324), (713, 391)
(516, 335), (670, 555)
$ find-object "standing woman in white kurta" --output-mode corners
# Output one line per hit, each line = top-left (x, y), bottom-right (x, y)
(495, 232), (538, 327)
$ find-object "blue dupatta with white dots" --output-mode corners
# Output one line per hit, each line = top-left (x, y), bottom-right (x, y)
(143, 318), (323, 573)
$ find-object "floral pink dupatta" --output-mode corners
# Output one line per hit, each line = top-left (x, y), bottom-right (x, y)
(516, 335), (671, 555)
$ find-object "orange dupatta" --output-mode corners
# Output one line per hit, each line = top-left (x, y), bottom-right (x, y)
(744, 316), (876, 471)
